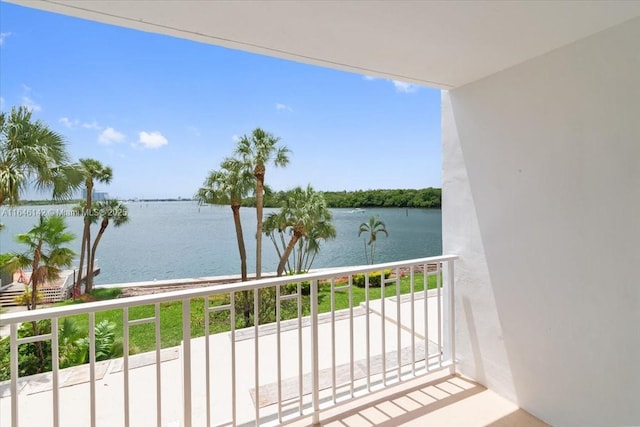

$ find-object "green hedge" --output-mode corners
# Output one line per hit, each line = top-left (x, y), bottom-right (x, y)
(353, 269), (392, 288)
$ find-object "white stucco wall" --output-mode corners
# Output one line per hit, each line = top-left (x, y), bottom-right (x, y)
(443, 17), (640, 426)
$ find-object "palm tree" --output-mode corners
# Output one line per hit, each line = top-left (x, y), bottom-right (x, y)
(235, 128), (290, 278)
(75, 159), (113, 295)
(2, 215), (75, 311)
(88, 199), (129, 285)
(358, 215), (389, 264)
(265, 185), (334, 276)
(0, 106), (81, 206)
(196, 157), (255, 326)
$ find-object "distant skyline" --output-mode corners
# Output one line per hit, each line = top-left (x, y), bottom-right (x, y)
(0, 2), (441, 200)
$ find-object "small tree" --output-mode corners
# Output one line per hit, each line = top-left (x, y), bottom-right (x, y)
(74, 199), (129, 292)
(358, 215), (388, 264)
(75, 158), (113, 294)
(235, 128), (290, 279)
(3, 215), (75, 310)
(196, 157), (255, 327)
(264, 185), (336, 276)
(2, 215), (75, 371)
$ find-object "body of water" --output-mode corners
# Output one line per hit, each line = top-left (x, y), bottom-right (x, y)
(0, 202), (442, 285)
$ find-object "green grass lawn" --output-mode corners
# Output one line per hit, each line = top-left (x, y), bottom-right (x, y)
(60, 273), (441, 353)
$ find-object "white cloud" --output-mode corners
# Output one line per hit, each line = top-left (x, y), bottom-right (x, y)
(0, 97), (5, 111)
(232, 134), (240, 142)
(59, 117), (79, 128)
(0, 32), (11, 46)
(98, 127), (125, 144)
(363, 75), (420, 93)
(392, 80), (419, 93)
(276, 103), (293, 112)
(82, 121), (102, 130)
(137, 131), (168, 149)
(22, 96), (42, 112)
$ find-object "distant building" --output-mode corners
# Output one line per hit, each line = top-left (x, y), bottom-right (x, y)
(80, 189), (109, 201)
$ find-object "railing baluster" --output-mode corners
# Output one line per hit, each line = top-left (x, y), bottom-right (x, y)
(424, 264), (429, 371)
(155, 303), (162, 427)
(437, 262), (442, 367)
(331, 278), (336, 403)
(365, 274), (371, 391)
(123, 307), (130, 427)
(52, 317), (60, 427)
(254, 288), (259, 426)
(381, 272), (386, 386)
(297, 281), (303, 416)
(395, 268), (401, 381)
(88, 313), (96, 427)
(349, 275), (354, 398)
(276, 284), (282, 422)
(410, 265), (416, 375)
(10, 323), (18, 427)
(182, 299), (192, 427)
(205, 297), (211, 427)
(310, 279), (320, 425)
(231, 291), (237, 427)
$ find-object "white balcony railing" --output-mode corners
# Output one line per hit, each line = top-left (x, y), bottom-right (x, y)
(0, 255), (457, 427)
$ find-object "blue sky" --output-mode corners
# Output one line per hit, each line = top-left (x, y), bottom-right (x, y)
(0, 2), (441, 200)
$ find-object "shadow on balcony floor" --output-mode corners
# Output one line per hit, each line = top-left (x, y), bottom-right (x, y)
(281, 372), (548, 427)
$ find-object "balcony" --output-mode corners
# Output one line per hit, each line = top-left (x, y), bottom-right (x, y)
(0, 255), (545, 426)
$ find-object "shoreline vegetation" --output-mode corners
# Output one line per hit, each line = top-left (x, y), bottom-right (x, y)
(15, 187), (442, 209)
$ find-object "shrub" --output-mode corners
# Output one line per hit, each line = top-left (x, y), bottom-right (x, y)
(353, 269), (392, 288)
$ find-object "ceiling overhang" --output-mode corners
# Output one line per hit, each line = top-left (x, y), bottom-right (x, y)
(7, 1), (640, 89)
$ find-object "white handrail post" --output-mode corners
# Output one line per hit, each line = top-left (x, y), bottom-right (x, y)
(443, 260), (456, 373)
(10, 323), (18, 427)
(182, 298), (192, 427)
(310, 279), (320, 426)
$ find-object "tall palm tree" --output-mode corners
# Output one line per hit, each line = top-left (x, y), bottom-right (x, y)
(0, 106), (81, 206)
(196, 157), (255, 326)
(265, 185), (334, 276)
(358, 215), (389, 264)
(235, 128), (290, 278)
(2, 215), (75, 310)
(88, 199), (129, 286)
(75, 159), (113, 295)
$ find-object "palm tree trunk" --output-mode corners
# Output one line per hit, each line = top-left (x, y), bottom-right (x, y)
(75, 220), (87, 297)
(30, 242), (42, 311)
(277, 234), (300, 276)
(84, 183), (94, 293)
(85, 227), (92, 292)
(255, 177), (264, 279)
(230, 205), (247, 281)
(231, 204), (251, 327)
(89, 220), (108, 286)
(363, 239), (369, 264)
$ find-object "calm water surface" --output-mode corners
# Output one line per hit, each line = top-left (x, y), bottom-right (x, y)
(0, 202), (442, 285)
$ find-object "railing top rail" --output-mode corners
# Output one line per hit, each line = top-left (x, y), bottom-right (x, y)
(0, 254), (457, 324)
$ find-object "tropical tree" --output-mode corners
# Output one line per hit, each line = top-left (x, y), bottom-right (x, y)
(2, 215), (75, 311)
(358, 215), (388, 264)
(195, 157), (255, 326)
(77, 199), (129, 290)
(74, 158), (113, 295)
(0, 106), (81, 207)
(264, 185), (335, 276)
(235, 128), (290, 279)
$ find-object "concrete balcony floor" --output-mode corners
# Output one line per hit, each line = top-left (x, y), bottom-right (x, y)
(285, 371), (548, 427)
